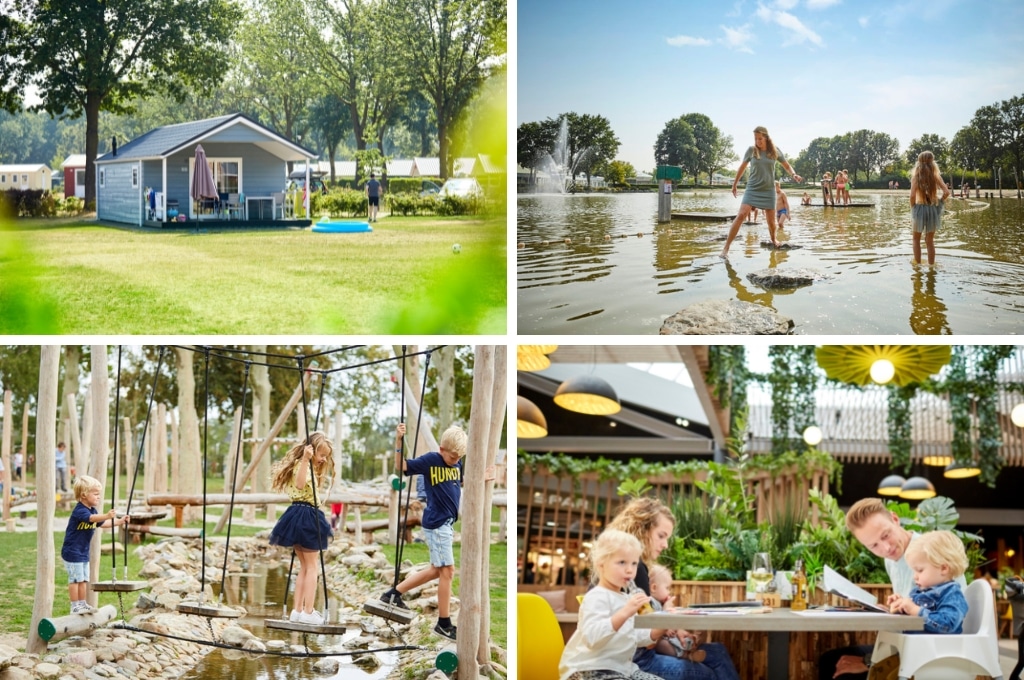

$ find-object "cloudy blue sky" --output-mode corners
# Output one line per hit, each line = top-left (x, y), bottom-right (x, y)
(517, 0), (1024, 173)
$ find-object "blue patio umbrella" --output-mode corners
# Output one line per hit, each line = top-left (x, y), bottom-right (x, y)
(190, 144), (218, 214)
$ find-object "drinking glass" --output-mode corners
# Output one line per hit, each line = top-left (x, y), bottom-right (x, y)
(750, 552), (773, 593)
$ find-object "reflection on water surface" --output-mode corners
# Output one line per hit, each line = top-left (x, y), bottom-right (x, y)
(517, 192), (1024, 334)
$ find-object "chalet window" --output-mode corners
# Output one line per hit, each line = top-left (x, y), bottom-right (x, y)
(99, 169), (105, 187)
(132, 166), (139, 188)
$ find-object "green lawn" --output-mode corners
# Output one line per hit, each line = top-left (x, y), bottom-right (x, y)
(0, 214), (506, 334)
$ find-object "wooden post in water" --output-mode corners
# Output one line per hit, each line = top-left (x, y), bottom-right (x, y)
(658, 179), (673, 223)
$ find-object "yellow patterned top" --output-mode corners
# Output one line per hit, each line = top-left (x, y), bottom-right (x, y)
(288, 467), (319, 504)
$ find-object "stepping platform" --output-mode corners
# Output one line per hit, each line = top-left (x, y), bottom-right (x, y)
(671, 212), (736, 221)
(363, 599), (418, 625)
(806, 202), (875, 207)
(91, 580), (149, 592)
(177, 602), (243, 618)
(39, 604), (117, 642)
(265, 618), (348, 635)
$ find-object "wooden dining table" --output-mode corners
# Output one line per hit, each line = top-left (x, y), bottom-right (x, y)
(636, 607), (924, 680)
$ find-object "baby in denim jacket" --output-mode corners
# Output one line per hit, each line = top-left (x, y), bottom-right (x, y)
(888, 530), (969, 634)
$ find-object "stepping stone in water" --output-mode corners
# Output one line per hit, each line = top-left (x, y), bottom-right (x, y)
(759, 241), (803, 250)
(660, 300), (794, 335)
(746, 268), (826, 289)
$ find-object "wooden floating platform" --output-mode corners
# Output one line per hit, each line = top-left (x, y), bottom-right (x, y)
(363, 599), (418, 625)
(265, 618), (348, 635)
(91, 580), (149, 592)
(177, 602), (243, 618)
(806, 203), (875, 207)
(671, 212), (736, 221)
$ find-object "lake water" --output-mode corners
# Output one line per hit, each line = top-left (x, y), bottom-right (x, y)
(517, 191), (1024, 335)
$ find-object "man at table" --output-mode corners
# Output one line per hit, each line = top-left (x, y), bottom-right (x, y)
(820, 498), (967, 680)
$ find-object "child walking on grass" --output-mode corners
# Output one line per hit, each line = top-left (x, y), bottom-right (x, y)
(268, 432), (335, 625)
(559, 529), (668, 680)
(61, 475), (130, 614)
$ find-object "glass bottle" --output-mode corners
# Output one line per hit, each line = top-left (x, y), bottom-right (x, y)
(791, 559), (808, 611)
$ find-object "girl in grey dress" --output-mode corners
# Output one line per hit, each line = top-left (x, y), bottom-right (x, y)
(720, 126), (803, 258)
(910, 150), (950, 265)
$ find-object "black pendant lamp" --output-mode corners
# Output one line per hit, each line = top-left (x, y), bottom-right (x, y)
(877, 474), (906, 496)
(517, 396), (548, 438)
(553, 374), (621, 415)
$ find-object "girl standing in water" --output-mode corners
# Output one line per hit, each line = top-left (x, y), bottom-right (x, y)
(910, 151), (950, 265)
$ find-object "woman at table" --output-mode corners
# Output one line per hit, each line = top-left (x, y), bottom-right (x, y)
(608, 497), (740, 680)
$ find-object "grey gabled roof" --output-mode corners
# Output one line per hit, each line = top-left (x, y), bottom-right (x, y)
(95, 112), (316, 163)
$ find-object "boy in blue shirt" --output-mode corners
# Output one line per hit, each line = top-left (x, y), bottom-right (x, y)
(61, 475), (129, 614)
(380, 422), (485, 640)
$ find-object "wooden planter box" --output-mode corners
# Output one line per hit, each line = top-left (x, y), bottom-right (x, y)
(670, 580), (894, 680)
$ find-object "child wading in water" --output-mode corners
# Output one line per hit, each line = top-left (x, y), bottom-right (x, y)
(61, 475), (130, 614)
(909, 150), (950, 265)
(268, 432), (335, 625)
(774, 181), (791, 230)
(559, 529), (668, 680)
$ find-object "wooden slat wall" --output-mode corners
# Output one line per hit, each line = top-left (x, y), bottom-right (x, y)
(518, 463), (831, 584)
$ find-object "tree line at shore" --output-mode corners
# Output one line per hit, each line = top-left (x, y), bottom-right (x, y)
(518, 91), (1024, 190)
(0, 0), (507, 207)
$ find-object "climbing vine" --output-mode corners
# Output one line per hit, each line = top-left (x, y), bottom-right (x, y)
(766, 346), (819, 455)
(707, 345), (749, 444)
(886, 384), (917, 474)
(974, 345), (1014, 486)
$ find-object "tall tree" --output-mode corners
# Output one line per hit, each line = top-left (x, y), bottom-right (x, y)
(999, 95), (1024, 197)
(516, 120), (558, 182)
(905, 133), (950, 169)
(654, 117), (696, 174)
(5, 0), (243, 208)
(863, 132), (900, 180)
(680, 113), (730, 184)
(565, 112), (619, 189)
(307, 94), (353, 184)
(310, 0), (408, 159)
(232, 0), (317, 142)
(390, 0), (506, 178)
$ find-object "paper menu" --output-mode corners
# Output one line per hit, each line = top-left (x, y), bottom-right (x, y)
(821, 566), (889, 613)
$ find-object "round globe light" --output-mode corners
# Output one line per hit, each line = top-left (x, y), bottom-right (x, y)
(1012, 403), (1024, 428)
(870, 358), (896, 384)
(803, 425), (823, 446)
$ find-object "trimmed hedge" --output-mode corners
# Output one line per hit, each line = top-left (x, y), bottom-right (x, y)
(0, 189), (84, 217)
(388, 177), (443, 194)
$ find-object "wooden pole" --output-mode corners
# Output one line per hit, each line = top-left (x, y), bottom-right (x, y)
(65, 393), (82, 484)
(478, 345), (506, 662)
(81, 391), (93, 476)
(223, 407), (243, 495)
(86, 345), (110, 608)
(155, 403), (167, 494)
(3, 390), (13, 532)
(122, 417), (133, 502)
(28, 345), (60, 655)
(458, 345), (494, 674)
(21, 407), (29, 478)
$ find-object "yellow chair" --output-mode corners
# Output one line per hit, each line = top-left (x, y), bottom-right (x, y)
(999, 600), (1014, 639)
(517, 592), (564, 680)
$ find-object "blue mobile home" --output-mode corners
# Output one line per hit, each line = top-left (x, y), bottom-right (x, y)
(95, 112), (317, 227)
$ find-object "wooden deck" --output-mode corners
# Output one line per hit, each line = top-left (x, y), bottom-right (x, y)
(803, 203), (875, 208)
(671, 212), (737, 221)
(141, 218), (312, 229)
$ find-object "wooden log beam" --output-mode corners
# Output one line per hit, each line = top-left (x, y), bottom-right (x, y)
(149, 490), (388, 507)
(38, 604), (116, 642)
(127, 524), (201, 538)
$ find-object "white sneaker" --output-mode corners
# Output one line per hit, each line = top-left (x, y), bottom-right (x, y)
(289, 609), (302, 622)
(81, 603), (98, 614)
(297, 610), (324, 625)
(71, 603), (83, 615)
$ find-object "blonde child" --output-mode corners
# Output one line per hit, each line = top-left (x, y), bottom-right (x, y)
(821, 171), (834, 206)
(268, 432), (335, 625)
(801, 192), (812, 206)
(888, 530), (969, 633)
(648, 564), (706, 663)
(910, 150), (951, 265)
(559, 529), (667, 680)
(774, 181), (791, 230)
(380, 422), (483, 641)
(61, 475), (130, 614)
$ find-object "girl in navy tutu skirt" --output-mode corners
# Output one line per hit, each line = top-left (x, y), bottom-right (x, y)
(268, 432), (335, 625)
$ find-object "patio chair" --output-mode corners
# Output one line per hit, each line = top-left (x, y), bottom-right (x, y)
(225, 193), (243, 220)
(271, 191), (285, 220)
(869, 579), (1003, 679)
(517, 592), (563, 680)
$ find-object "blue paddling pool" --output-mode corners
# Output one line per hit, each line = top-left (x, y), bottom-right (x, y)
(312, 219), (373, 233)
